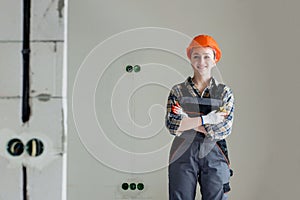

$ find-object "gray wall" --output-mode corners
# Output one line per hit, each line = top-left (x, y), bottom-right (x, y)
(68, 0), (300, 199)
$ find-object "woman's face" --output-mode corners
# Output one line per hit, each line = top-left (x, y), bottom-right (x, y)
(190, 47), (216, 76)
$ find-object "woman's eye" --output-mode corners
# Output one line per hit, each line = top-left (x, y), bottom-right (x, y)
(193, 56), (200, 59)
(204, 56), (210, 59)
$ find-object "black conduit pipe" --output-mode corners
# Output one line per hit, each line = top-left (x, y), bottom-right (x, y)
(22, 165), (28, 200)
(21, 0), (31, 123)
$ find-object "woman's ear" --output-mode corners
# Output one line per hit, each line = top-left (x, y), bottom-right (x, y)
(213, 59), (217, 66)
(212, 50), (217, 66)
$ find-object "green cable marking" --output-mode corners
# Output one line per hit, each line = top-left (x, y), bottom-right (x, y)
(137, 183), (144, 190)
(133, 65), (141, 72)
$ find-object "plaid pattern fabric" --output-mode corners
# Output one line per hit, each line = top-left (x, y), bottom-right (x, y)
(165, 77), (234, 140)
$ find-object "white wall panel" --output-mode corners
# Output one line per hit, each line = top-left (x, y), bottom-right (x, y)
(27, 157), (63, 200)
(28, 98), (64, 154)
(0, 43), (22, 97)
(31, 0), (64, 41)
(31, 42), (64, 97)
(0, 95), (64, 200)
(0, 158), (22, 200)
(0, 0), (22, 41)
(0, 100), (24, 200)
(0, 99), (22, 131)
(0, 0), (64, 41)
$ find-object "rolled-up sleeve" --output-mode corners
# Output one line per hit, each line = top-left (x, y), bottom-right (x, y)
(165, 88), (183, 135)
(205, 86), (235, 140)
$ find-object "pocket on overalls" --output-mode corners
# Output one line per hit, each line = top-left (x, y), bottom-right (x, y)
(216, 143), (230, 166)
(223, 182), (231, 193)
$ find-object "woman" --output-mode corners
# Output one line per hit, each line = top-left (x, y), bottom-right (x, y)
(165, 34), (235, 200)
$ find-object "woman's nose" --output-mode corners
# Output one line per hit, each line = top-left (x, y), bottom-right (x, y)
(199, 57), (205, 65)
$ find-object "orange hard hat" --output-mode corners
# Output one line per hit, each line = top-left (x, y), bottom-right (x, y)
(186, 34), (222, 63)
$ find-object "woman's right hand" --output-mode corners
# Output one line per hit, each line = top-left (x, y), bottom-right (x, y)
(171, 102), (188, 118)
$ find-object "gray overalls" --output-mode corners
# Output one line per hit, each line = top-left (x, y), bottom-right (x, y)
(168, 81), (232, 200)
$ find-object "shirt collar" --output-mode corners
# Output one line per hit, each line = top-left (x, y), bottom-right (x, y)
(185, 76), (219, 89)
(184, 76), (219, 98)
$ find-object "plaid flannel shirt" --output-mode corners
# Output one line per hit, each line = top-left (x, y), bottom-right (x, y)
(165, 77), (234, 140)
